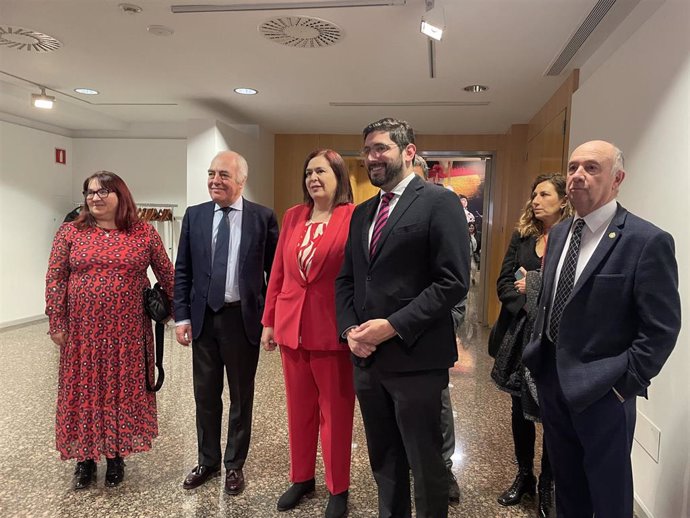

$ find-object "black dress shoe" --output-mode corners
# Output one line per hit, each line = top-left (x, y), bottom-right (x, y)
(447, 468), (461, 506)
(73, 459), (96, 490)
(497, 468), (536, 506)
(277, 479), (316, 511)
(224, 468), (245, 495)
(105, 456), (125, 487)
(538, 479), (555, 518)
(325, 489), (348, 518)
(183, 465), (221, 489)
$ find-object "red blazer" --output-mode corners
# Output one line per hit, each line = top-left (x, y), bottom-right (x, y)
(262, 203), (354, 351)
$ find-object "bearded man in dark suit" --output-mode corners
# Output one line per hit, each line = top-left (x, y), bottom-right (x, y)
(336, 118), (470, 518)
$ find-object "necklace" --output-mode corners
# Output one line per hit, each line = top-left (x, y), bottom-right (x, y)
(95, 224), (116, 236)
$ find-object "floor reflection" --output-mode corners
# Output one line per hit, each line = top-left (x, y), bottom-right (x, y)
(1, 278), (544, 517)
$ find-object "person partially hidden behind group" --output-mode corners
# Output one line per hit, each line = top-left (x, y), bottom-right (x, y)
(412, 154), (462, 506)
(261, 149), (355, 518)
(489, 172), (572, 517)
(45, 171), (175, 489)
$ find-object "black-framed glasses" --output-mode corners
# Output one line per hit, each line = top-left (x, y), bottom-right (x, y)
(83, 188), (111, 199)
(360, 143), (398, 158)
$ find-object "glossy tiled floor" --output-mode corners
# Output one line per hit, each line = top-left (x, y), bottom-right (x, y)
(0, 281), (547, 517)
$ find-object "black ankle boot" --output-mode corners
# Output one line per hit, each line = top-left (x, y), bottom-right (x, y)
(74, 459), (96, 490)
(497, 468), (536, 506)
(105, 456), (125, 487)
(325, 489), (348, 518)
(277, 479), (316, 511)
(537, 477), (554, 518)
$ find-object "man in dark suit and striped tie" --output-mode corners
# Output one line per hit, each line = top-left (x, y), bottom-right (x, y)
(523, 140), (681, 517)
(336, 118), (470, 518)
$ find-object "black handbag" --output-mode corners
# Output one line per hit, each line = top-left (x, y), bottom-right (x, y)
(143, 283), (171, 392)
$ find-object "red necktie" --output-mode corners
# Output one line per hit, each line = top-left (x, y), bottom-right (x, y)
(370, 192), (395, 257)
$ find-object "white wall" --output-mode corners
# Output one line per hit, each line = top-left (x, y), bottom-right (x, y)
(570, 1), (689, 516)
(1, 119), (276, 327)
(185, 119), (275, 209)
(72, 138), (186, 210)
(0, 122), (73, 327)
(217, 121), (275, 208)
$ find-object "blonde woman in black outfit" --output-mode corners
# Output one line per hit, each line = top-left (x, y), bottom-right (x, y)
(489, 173), (572, 517)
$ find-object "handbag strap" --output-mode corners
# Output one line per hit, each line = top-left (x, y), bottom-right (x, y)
(145, 322), (165, 392)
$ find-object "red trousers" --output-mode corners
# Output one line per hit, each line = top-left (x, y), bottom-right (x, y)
(280, 346), (355, 494)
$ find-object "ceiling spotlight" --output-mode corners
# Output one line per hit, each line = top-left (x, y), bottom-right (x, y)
(234, 87), (258, 95)
(32, 87), (55, 109)
(74, 87), (99, 95)
(147, 25), (174, 36)
(420, 0), (445, 41)
(463, 84), (488, 93)
(119, 3), (143, 15)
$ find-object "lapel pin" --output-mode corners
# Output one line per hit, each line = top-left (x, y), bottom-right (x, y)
(608, 232), (616, 239)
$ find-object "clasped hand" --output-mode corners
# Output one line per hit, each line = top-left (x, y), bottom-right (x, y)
(347, 319), (396, 358)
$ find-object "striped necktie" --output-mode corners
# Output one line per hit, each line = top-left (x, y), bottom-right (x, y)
(548, 218), (586, 343)
(369, 192), (395, 257)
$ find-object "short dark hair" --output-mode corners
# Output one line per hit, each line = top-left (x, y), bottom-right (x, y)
(75, 171), (140, 231)
(362, 118), (415, 150)
(301, 149), (354, 207)
(413, 155), (429, 179)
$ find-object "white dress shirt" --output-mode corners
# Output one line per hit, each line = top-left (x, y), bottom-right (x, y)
(367, 172), (417, 246)
(551, 198), (618, 294)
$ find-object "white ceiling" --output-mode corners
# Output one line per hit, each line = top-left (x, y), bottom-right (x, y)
(0, 0), (646, 137)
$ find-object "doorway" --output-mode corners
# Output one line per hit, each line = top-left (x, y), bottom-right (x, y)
(343, 152), (494, 326)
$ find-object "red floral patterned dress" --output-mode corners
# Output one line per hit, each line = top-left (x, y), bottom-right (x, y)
(45, 220), (174, 461)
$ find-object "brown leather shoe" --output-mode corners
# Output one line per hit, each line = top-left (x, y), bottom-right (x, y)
(224, 468), (245, 495)
(182, 465), (221, 489)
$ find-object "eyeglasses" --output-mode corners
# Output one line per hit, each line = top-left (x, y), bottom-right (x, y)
(83, 188), (111, 199)
(360, 143), (398, 158)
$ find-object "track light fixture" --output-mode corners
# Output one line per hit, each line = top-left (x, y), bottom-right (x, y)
(420, 0), (445, 41)
(32, 87), (55, 109)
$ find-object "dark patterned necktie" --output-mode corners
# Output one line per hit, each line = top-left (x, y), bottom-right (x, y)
(208, 207), (231, 311)
(369, 192), (395, 257)
(548, 219), (586, 343)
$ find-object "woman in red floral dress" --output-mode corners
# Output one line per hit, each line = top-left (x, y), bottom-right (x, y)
(45, 171), (174, 490)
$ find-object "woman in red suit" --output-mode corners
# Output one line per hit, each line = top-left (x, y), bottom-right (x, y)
(261, 149), (355, 518)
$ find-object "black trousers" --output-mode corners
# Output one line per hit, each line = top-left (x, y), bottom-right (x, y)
(537, 349), (636, 518)
(510, 395), (552, 483)
(354, 365), (449, 518)
(192, 305), (260, 469)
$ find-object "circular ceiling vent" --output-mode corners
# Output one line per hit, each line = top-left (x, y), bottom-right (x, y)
(0, 26), (62, 52)
(259, 16), (342, 48)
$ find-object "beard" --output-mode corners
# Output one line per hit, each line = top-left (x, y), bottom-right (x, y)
(368, 155), (404, 188)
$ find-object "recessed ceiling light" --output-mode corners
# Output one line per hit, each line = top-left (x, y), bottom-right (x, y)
(147, 25), (174, 36)
(234, 88), (258, 95)
(119, 3), (143, 15)
(119, 3), (143, 14)
(74, 88), (99, 95)
(463, 84), (488, 93)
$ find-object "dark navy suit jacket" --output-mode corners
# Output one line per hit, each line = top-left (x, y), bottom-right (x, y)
(523, 204), (681, 413)
(173, 198), (279, 345)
